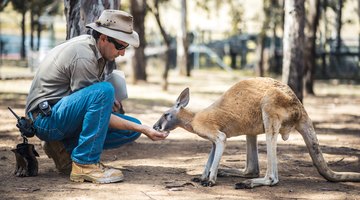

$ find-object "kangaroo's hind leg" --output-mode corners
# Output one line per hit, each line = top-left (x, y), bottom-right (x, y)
(235, 111), (281, 189)
(218, 135), (259, 178)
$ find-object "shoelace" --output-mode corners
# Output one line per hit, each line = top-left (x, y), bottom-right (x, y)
(97, 162), (112, 171)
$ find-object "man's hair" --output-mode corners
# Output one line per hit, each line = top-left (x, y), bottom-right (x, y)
(90, 29), (102, 41)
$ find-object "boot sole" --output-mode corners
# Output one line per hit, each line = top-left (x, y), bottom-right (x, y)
(70, 174), (124, 184)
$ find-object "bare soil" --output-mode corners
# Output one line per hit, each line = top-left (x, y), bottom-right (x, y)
(0, 70), (359, 200)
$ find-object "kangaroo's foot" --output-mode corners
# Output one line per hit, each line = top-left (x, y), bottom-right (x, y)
(234, 176), (279, 189)
(200, 180), (215, 187)
(218, 168), (259, 178)
(191, 177), (216, 187)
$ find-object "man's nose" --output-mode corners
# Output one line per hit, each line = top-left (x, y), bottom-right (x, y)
(118, 49), (125, 56)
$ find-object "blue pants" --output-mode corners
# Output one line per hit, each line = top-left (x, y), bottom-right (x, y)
(32, 82), (141, 164)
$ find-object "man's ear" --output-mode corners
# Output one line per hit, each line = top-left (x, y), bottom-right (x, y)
(99, 34), (107, 41)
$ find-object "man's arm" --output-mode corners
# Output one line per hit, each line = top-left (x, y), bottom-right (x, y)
(109, 114), (168, 141)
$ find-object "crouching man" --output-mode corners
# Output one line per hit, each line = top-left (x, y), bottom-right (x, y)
(25, 10), (168, 184)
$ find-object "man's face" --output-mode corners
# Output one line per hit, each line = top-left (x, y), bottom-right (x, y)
(101, 36), (129, 61)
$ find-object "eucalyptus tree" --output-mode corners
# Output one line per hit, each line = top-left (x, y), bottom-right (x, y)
(193, 0), (244, 71)
(255, 0), (271, 77)
(64, 0), (120, 39)
(304, 0), (321, 95)
(147, 0), (172, 90)
(29, 0), (58, 51)
(282, 0), (305, 102)
(130, 0), (147, 83)
(178, 0), (189, 76)
(0, 0), (10, 10)
(64, 0), (120, 75)
(11, 0), (30, 59)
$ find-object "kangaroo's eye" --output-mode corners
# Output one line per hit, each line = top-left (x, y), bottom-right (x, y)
(164, 113), (172, 120)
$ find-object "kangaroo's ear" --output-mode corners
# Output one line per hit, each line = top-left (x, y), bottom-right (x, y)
(175, 88), (190, 108)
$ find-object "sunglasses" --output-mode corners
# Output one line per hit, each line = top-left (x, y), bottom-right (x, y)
(107, 36), (129, 50)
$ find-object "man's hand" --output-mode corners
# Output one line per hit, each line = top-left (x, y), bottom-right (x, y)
(113, 100), (125, 114)
(142, 125), (169, 141)
(109, 115), (168, 141)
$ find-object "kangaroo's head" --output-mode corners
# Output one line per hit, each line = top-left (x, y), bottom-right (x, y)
(153, 88), (190, 133)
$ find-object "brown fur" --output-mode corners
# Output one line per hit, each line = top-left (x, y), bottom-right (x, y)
(153, 77), (360, 188)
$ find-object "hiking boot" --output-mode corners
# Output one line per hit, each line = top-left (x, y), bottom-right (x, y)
(41, 141), (72, 175)
(70, 162), (124, 184)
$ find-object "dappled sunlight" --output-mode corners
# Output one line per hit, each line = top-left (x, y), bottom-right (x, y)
(0, 69), (359, 199)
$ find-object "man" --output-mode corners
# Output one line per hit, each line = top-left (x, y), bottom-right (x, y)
(25, 10), (168, 184)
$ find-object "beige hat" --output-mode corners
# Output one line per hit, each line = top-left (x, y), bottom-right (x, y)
(86, 10), (140, 48)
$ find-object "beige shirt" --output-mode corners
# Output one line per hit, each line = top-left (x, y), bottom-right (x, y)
(25, 35), (107, 114)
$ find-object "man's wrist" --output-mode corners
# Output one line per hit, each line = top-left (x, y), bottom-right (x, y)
(138, 124), (149, 135)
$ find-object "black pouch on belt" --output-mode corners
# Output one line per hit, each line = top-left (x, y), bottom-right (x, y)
(38, 101), (52, 116)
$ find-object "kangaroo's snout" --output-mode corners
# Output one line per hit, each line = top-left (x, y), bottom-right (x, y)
(153, 124), (161, 131)
(153, 125), (161, 131)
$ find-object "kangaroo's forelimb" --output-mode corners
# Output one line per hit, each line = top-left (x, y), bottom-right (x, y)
(193, 131), (227, 187)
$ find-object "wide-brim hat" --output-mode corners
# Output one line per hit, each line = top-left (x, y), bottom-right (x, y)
(86, 10), (140, 48)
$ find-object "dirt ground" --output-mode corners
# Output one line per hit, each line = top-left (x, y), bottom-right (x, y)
(0, 70), (359, 200)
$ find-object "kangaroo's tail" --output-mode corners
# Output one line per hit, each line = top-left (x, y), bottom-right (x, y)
(296, 114), (360, 182)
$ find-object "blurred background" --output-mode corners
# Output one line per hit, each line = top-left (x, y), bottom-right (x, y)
(0, 0), (359, 99)
(1, 2), (360, 199)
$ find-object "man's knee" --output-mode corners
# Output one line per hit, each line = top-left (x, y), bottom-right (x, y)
(88, 82), (115, 104)
(95, 82), (115, 96)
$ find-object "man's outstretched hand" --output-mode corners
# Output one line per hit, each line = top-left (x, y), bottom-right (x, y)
(142, 125), (169, 141)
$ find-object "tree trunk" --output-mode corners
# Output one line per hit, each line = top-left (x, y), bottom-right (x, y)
(335, 0), (343, 53)
(36, 15), (41, 51)
(268, 0), (282, 74)
(358, 0), (360, 63)
(130, 0), (147, 83)
(320, 0), (329, 78)
(255, 0), (271, 77)
(64, 0), (119, 39)
(255, 35), (265, 77)
(282, 0), (305, 102)
(148, 0), (172, 90)
(30, 11), (34, 50)
(304, 0), (320, 96)
(20, 9), (26, 59)
(178, 0), (190, 76)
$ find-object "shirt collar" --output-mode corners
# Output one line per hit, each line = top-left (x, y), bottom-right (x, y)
(89, 35), (105, 64)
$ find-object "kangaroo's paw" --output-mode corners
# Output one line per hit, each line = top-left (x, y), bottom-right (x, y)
(218, 168), (259, 178)
(235, 177), (279, 189)
(200, 180), (216, 187)
(191, 177), (215, 187)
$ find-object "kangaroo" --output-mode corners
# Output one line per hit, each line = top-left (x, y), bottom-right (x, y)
(153, 77), (360, 189)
